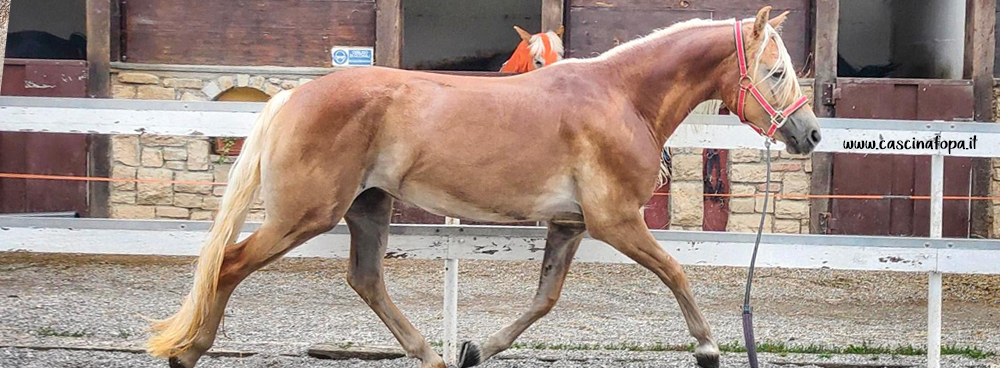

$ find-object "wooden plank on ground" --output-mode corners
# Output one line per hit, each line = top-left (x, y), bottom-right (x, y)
(308, 344), (406, 360)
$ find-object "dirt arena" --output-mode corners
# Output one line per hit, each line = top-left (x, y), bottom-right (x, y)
(1, 252), (998, 367)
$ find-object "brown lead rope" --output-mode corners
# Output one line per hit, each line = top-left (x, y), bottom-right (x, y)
(742, 138), (770, 368)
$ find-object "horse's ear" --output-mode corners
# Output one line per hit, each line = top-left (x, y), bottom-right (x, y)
(513, 26), (532, 43)
(554, 25), (565, 39)
(753, 6), (772, 37)
(768, 10), (790, 32)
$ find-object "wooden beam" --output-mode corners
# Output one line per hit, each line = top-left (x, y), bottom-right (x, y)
(965, 0), (996, 238)
(541, 0), (564, 33)
(87, 0), (111, 98)
(0, 0), (10, 86)
(375, 0), (403, 68)
(86, 0), (112, 218)
(809, 0), (838, 234)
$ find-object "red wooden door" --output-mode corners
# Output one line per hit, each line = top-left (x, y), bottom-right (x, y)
(830, 78), (973, 237)
(0, 59), (90, 215)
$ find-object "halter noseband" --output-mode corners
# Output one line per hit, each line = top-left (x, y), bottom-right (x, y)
(733, 20), (809, 139)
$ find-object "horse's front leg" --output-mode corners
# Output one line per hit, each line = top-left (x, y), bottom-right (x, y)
(583, 204), (720, 368)
(458, 220), (585, 367)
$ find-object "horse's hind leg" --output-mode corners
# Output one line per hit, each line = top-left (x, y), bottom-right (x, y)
(344, 189), (446, 368)
(585, 209), (720, 368)
(169, 183), (355, 368)
(170, 214), (343, 367)
(458, 220), (586, 367)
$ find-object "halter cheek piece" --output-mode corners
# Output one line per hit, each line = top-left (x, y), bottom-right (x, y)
(733, 20), (809, 139)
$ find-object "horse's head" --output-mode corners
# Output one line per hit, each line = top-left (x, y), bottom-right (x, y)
(723, 7), (821, 155)
(500, 25), (565, 73)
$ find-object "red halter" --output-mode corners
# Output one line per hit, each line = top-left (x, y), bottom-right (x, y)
(733, 20), (809, 139)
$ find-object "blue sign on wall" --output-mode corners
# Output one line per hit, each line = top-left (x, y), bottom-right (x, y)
(331, 47), (374, 67)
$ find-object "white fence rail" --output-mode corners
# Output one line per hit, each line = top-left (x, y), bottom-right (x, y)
(2, 96), (1000, 157)
(2, 96), (1000, 368)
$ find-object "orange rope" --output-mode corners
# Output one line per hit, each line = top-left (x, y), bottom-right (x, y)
(1, 172), (999, 201)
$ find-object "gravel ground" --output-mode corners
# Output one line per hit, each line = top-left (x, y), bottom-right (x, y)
(0, 347), (992, 368)
(1, 252), (999, 368)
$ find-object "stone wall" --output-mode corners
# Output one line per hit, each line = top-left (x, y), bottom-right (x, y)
(108, 67), (321, 221)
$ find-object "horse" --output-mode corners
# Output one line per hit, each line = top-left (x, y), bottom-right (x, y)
(405, 26), (564, 72)
(146, 7), (821, 368)
(498, 25), (565, 73)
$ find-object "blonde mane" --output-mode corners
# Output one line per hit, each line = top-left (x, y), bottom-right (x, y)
(528, 31), (565, 63)
(500, 30), (565, 73)
(576, 17), (801, 105)
(572, 17), (801, 188)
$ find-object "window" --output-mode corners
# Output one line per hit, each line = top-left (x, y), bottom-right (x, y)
(838, 0), (966, 79)
(6, 0), (87, 60)
(402, 0), (542, 71)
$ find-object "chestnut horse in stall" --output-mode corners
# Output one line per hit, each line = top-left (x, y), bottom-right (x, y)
(147, 7), (821, 368)
(499, 25), (565, 73)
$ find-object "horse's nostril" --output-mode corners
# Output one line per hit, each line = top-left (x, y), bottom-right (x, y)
(810, 129), (822, 143)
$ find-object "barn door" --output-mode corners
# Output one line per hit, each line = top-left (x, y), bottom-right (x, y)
(0, 59), (90, 215)
(829, 78), (973, 237)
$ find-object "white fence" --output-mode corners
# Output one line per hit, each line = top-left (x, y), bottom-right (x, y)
(2, 96), (1000, 367)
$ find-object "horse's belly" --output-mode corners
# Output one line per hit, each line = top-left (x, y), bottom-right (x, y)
(364, 172), (581, 223)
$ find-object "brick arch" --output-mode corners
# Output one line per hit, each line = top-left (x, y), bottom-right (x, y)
(202, 75), (290, 100)
(214, 86), (271, 102)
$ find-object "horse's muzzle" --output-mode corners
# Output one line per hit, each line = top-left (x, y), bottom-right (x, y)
(779, 110), (822, 155)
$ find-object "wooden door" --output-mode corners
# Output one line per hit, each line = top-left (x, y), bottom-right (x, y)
(829, 78), (973, 237)
(0, 59), (90, 215)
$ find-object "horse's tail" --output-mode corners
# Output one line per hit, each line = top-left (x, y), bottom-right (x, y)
(146, 89), (294, 358)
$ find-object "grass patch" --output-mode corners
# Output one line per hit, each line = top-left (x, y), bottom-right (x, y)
(35, 326), (90, 338)
(505, 340), (994, 360)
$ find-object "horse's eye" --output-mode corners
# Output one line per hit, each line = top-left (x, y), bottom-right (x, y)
(772, 70), (785, 79)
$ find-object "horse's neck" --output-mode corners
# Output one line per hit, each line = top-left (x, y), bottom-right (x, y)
(604, 23), (733, 145)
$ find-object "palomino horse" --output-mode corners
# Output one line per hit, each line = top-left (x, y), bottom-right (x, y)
(499, 25), (565, 73)
(147, 7), (821, 368)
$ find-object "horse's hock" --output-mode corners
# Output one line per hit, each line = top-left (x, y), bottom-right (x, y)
(107, 68), (316, 221)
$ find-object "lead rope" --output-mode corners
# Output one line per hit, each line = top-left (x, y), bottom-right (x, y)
(742, 138), (771, 368)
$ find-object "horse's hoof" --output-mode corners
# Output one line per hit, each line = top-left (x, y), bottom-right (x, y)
(458, 341), (481, 368)
(168, 357), (187, 368)
(695, 354), (720, 368)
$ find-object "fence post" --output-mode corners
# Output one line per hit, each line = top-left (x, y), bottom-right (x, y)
(443, 217), (460, 365)
(927, 154), (944, 368)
